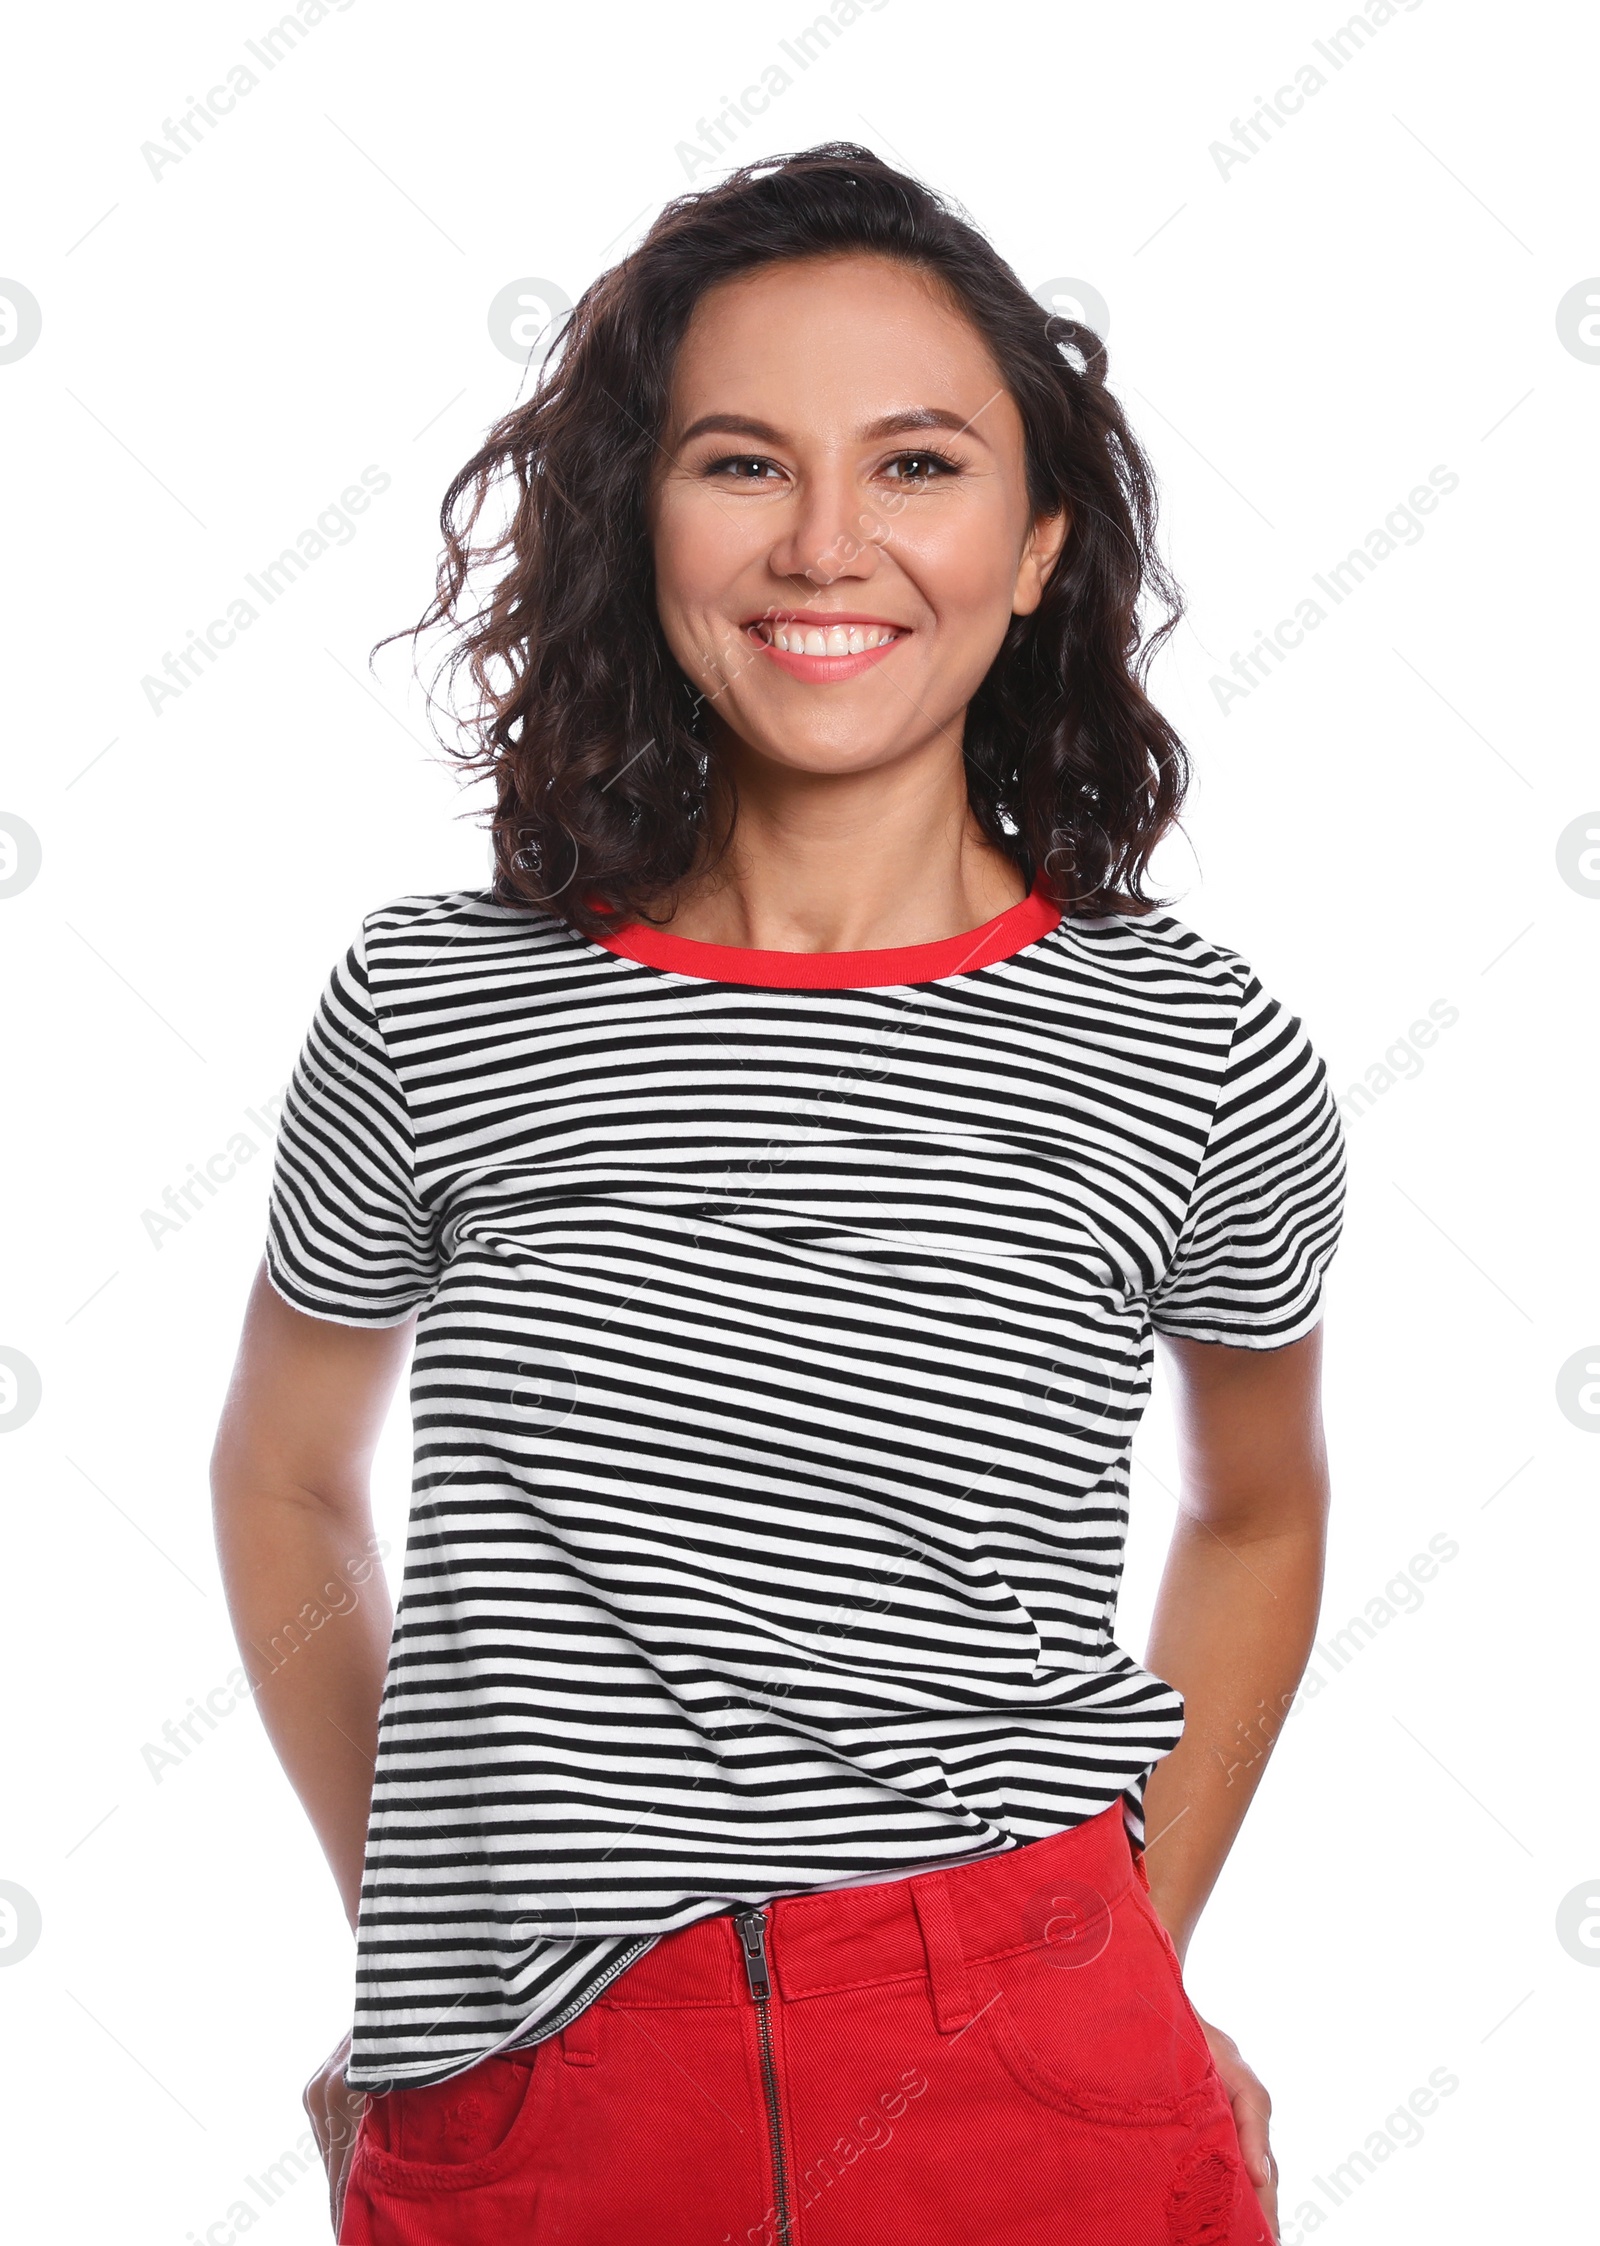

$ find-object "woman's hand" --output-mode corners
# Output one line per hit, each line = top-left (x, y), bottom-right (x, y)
(303, 2031), (368, 2239)
(1197, 2015), (1277, 2239)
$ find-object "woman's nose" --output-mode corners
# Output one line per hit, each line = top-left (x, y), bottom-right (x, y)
(765, 472), (888, 593)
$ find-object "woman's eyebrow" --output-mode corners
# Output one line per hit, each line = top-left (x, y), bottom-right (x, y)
(676, 413), (785, 445)
(860, 406), (995, 445)
(674, 404), (996, 448)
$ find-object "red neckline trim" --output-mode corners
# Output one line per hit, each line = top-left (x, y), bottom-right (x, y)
(585, 871), (1063, 989)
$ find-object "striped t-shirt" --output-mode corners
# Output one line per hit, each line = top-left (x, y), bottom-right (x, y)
(264, 872), (1346, 2092)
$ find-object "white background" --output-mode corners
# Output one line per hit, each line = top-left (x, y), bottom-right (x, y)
(1, 3), (1595, 2240)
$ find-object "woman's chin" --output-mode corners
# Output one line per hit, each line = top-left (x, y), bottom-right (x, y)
(714, 728), (925, 780)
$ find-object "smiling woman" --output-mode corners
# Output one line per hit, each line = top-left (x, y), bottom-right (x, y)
(213, 142), (1344, 2246)
(389, 142), (1188, 946)
(644, 250), (1073, 915)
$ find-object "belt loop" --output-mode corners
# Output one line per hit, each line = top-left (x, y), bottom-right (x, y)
(910, 1873), (974, 2034)
(559, 2003), (599, 2067)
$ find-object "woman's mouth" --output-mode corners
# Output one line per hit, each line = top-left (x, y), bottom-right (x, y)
(745, 612), (908, 682)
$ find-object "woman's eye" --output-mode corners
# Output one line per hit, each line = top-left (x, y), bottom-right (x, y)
(883, 451), (960, 483)
(708, 455), (783, 482)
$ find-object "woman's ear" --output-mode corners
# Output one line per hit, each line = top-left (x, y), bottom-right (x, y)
(1012, 507), (1071, 617)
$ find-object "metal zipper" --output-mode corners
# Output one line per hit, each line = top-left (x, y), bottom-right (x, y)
(510, 1936), (655, 2047)
(735, 1909), (794, 2243)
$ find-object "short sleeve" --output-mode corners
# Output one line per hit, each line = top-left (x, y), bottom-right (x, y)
(1149, 969), (1346, 1348)
(264, 928), (441, 1326)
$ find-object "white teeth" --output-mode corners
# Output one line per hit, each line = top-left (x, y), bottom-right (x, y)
(755, 622), (900, 655)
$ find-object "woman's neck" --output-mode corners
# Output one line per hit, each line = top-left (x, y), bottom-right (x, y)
(650, 735), (1028, 954)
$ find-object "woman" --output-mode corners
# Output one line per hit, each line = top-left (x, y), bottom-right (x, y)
(212, 143), (1344, 2245)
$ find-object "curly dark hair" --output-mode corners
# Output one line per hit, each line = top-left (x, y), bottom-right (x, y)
(389, 142), (1190, 934)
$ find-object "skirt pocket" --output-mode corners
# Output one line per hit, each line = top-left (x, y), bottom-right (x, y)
(973, 1884), (1229, 2127)
(340, 2046), (552, 2240)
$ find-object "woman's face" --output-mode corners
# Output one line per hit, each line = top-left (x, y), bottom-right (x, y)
(650, 253), (1067, 782)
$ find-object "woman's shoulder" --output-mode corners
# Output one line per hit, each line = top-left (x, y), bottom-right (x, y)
(353, 889), (595, 982)
(1052, 899), (1256, 997)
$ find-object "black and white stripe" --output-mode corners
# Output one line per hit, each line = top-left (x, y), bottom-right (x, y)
(266, 892), (1345, 2090)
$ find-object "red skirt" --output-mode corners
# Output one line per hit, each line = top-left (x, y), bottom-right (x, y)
(338, 1800), (1271, 2244)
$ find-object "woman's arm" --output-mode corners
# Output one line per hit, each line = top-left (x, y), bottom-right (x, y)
(1139, 1321), (1330, 1952)
(210, 1261), (413, 1927)
(1137, 1321), (1331, 2237)
(211, 1259), (413, 2223)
